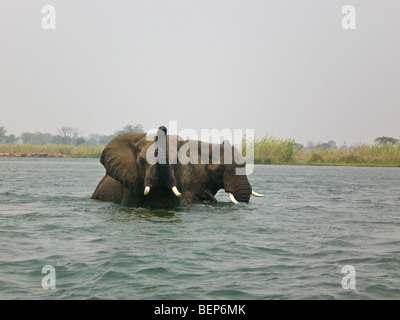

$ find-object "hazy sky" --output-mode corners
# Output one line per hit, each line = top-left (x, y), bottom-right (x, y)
(1, 0), (399, 145)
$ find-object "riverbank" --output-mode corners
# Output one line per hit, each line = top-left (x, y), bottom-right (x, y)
(0, 152), (70, 158)
(0, 144), (103, 158)
(251, 136), (400, 167)
(1, 143), (399, 167)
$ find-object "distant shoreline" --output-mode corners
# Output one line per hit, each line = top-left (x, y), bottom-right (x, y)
(0, 143), (399, 167)
(1, 152), (399, 168)
(0, 152), (71, 158)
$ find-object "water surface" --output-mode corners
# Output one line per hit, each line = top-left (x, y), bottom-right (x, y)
(1, 158), (400, 299)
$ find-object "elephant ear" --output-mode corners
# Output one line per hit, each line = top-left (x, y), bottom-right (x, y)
(100, 133), (147, 192)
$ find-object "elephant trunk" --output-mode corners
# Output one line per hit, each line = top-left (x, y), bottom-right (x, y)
(225, 174), (252, 203)
(143, 126), (181, 197)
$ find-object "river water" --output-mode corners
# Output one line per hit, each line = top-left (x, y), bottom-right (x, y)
(0, 158), (399, 299)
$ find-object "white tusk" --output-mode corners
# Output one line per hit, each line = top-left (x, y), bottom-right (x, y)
(252, 190), (264, 197)
(172, 186), (181, 197)
(228, 192), (239, 204)
(144, 186), (150, 196)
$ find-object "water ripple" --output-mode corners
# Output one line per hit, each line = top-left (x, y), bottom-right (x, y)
(1, 160), (400, 299)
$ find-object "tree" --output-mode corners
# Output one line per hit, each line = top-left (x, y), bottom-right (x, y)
(94, 124), (145, 146)
(0, 126), (7, 143)
(316, 143), (335, 150)
(305, 141), (315, 150)
(85, 134), (101, 146)
(51, 135), (65, 144)
(294, 143), (304, 151)
(327, 140), (337, 148)
(21, 132), (54, 144)
(57, 127), (80, 145)
(74, 137), (85, 146)
(5, 134), (18, 144)
(116, 124), (144, 134)
(374, 137), (399, 145)
(21, 132), (36, 144)
(98, 134), (114, 145)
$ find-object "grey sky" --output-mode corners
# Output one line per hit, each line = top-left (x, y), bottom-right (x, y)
(1, 0), (399, 145)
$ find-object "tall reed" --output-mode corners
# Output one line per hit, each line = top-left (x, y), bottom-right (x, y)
(299, 143), (400, 166)
(0, 144), (104, 158)
(244, 135), (297, 164)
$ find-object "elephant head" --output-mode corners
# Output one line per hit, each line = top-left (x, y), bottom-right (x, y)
(98, 126), (185, 208)
(179, 140), (263, 204)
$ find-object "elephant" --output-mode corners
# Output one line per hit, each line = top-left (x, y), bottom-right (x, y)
(91, 126), (191, 209)
(177, 139), (263, 204)
(91, 127), (263, 208)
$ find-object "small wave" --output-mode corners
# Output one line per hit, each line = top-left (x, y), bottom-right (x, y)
(301, 205), (323, 211)
(365, 284), (400, 299)
(207, 288), (254, 299)
(137, 266), (175, 277)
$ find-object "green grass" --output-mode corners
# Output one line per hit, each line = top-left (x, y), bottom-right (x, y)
(246, 136), (400, 167)
(1, 139), (400, 167)
(296, 143), (400, 166)
(248, 135), (297, 164)
(0, 144), (104, 158)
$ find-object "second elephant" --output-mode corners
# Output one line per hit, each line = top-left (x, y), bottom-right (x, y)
(177, 139), (263, 204)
